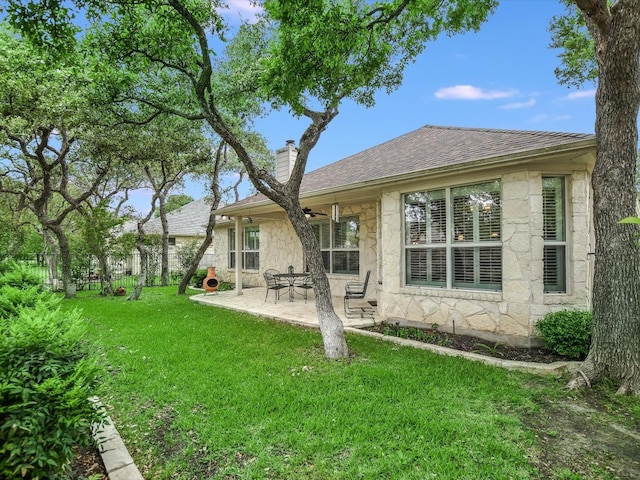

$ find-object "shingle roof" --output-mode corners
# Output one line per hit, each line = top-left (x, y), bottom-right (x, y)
(122, 197), (213, 236)
(228, 124), (595, 208)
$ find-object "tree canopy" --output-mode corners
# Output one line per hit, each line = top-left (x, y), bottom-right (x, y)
(3, 0), (498, 358)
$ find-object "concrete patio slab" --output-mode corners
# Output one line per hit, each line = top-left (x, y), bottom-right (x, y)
(190, 286), (378, 329)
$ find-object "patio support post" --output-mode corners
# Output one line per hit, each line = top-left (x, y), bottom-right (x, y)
(235, 216), (243, 296)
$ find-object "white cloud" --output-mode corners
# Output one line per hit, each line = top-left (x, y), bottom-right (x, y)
(500, 99), (536, 110)
(220, 0), (263, 22)
(434, 85), (517, 100)
(563, 89), (596, 100)
(529, 113), (572, 124)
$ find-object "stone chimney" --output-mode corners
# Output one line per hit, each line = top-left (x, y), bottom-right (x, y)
(275, 140), (297, 183)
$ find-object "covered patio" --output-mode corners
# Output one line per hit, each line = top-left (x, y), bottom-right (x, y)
(190, 287), (378, 329)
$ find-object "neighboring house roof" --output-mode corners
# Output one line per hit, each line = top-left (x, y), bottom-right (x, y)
(122, 197), (214, 236)
(221, 125), (595, 212)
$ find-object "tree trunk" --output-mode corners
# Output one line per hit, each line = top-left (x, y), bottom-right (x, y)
(178, 142), (224, 295)
(43, 228), (59, 290)
(159, 197), (170, 286)
(289, 208), (349, 359)
(177, 214), (215, 295)
(98, 253), (114, 296)
(49, 224), (77, 299)
(128, 242), (148, 301)
(569, 0), (640, 394)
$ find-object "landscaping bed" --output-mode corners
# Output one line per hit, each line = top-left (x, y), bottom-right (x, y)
(362, 322), (580, 363)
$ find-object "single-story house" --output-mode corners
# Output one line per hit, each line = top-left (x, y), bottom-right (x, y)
(211, 125), (596, 346)
(119, 197), (216, 273)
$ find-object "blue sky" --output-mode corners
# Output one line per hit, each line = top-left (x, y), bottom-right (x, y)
(256, 0), (595, 165)
(142, 0), (598, 209)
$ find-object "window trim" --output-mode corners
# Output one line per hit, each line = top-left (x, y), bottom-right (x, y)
(311, 216), (360, 275)
(229, 226), (260, 271)
(542, 176), (567, 293)
(403, 180), (502, 291)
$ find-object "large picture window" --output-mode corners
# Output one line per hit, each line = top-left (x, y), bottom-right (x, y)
(542, 177), (566, 292)
(404, 180), (502, 290)
(311, 216), (359, 274)
(229, 226), (260, 270)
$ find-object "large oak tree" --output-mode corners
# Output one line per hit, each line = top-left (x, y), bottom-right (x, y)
(551, 0), (640, 394)
(0, 26), (111, 298)
(5, 0), (497, 358)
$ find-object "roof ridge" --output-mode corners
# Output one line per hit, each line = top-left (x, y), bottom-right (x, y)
(417, 124), (591, 139)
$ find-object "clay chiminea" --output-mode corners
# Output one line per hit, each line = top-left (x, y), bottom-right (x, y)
(202, 266), (219, 292)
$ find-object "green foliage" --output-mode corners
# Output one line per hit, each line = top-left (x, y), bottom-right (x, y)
(190, 268), (207, 287)
(548, 0), (598, 87)
(0, 285), (47, 319)
(535, 309), (592, 359)
(0, 264), (105, 479)
(2, 1), (81, 56)
(177, 240), (201, 275)
(0, 260), (41, 288)
(262, 0), (498, 112)
(157, 194), (194, 217)
(473, 342), (505, 357)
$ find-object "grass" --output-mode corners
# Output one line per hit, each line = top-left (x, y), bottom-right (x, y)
(62, 287), (579, 479)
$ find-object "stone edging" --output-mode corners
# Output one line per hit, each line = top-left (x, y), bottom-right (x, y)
(91, 398), (144, 480)
(345, 327), (581, 376)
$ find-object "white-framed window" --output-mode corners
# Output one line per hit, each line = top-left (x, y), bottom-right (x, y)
(404, 180), (502, 290)
(542, 177), (566, 293)
(311, 216), (359, 274)
(229, 226), (260, 270)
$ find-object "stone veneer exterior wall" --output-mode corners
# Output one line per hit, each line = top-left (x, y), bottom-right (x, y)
(211, 165), (592, 347)
(210, 202), (379, 295)
(379, 167), (592, 347)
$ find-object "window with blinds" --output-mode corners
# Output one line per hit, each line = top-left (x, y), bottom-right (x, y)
(405, 190), (447, 285)
(404, 180), (502, 290)
(451, 181), (502, 289)
(228, 226), (260, 270)
(542, 177), (566, 292)
(311, 216), (359, 274)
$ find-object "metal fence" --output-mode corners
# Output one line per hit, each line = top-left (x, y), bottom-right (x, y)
(5, 252), (215, 291)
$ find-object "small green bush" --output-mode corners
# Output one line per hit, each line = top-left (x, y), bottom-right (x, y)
(0, 289), (105, 478)
(217, 281), (234, 292)
(0, 284), (48, 319)
(535, 309), (592, 359)
(191, 268), (208, 287)
(0, 260), (41, 289)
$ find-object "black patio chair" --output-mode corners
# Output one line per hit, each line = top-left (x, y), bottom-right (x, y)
(344, 270), (374, 318)
(264, 269), (287, 303)
(294, 275), (315, 303)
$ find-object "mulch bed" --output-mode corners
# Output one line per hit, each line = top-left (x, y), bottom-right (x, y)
(362, 322), (581, 363)
(71, 444), (108, 479)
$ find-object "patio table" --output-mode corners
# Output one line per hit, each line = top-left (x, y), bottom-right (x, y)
(274, 272), (310, 302)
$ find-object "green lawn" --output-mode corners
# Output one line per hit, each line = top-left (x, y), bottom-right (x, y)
(63, 288), (573, 479)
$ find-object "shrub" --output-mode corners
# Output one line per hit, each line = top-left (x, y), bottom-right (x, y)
(535, 309), (592, 359)
(0, 260), (41, 289)
(191, 268), (208, 287)
(0, 284), (48, 319)
(0, 289), (105, 478)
